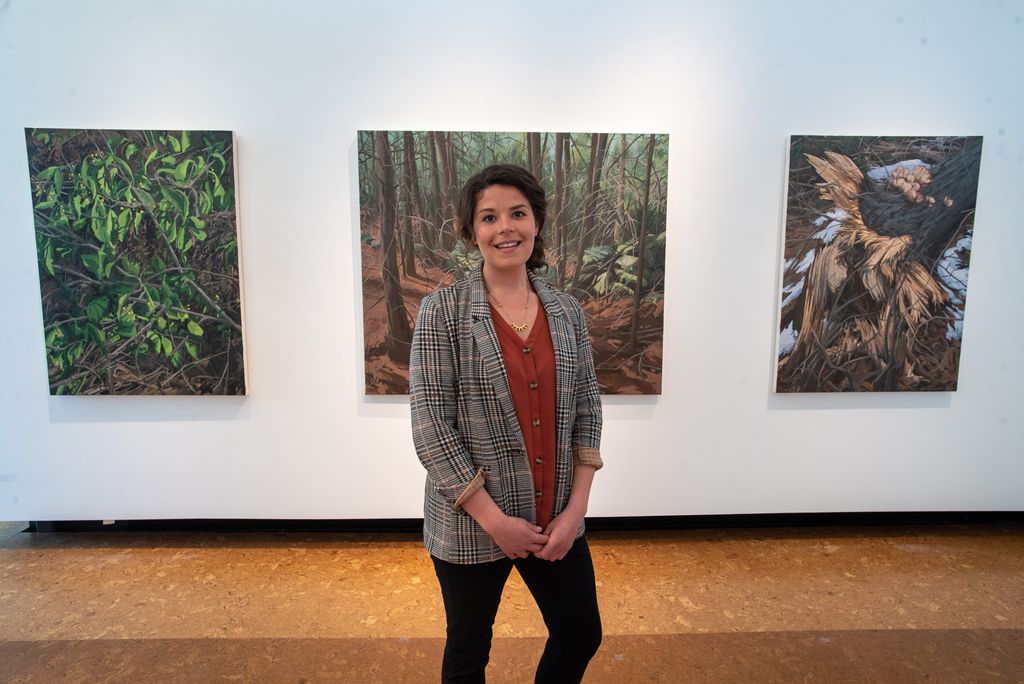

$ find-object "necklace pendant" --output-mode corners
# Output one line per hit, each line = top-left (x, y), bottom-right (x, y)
(510, 322), (529, 332)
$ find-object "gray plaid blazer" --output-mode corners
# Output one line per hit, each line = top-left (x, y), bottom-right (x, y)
(410, 266), (603, 564)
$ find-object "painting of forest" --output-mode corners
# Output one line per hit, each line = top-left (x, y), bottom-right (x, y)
(358, 130), (669, 395)
(776, 135), (982, 392)
(26, 128), (246, 395)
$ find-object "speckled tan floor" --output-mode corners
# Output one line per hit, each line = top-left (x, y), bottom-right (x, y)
(0, 521), (1021, 682)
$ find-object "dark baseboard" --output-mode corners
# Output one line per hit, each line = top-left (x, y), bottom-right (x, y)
(25, 511), (1024, 534)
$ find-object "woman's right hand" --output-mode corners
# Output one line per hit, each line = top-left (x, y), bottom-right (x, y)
(487, 515), (549, 559)
(460, 487), (548, 558)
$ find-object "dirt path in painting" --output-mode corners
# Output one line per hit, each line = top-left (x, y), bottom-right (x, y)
(586, 297), (663, 394)
(361, 242), (453, 394)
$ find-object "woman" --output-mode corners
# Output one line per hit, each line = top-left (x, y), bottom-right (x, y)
(409, 164), (604, 683)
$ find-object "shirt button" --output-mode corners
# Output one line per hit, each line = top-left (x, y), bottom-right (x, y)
(523, 346), (531, 353)
(532, 418), (541, 426)
(535, 457), (543, 464)
(534, 490), (542, 497)
(529, 382), (538, 389)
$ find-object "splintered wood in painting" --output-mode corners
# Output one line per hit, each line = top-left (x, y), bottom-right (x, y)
(776, 136), (982, 392)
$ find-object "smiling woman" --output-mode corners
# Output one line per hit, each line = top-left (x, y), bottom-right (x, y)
(410, 164), (604, 683)
(472, 184), (537, 275)
(457, 167), (546, 337)
(457, 165), (547, 276)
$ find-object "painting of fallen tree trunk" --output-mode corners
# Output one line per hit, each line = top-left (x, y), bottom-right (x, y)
(776, 135), (983, 392)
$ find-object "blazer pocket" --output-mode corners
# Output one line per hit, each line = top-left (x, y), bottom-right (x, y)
(470, 449), (510, 512)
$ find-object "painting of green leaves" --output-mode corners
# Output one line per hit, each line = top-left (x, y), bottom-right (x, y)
(26, 128), (247, 395)
(358, 130), (669, 395)
(776, 135), (982, 392)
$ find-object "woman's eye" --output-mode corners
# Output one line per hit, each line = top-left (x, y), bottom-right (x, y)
(513, 210), (527, 218)
(480, 215), (495, 223)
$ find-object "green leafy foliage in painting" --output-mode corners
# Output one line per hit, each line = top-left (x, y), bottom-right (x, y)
(574, 230), (667, 300)
(26, 128), (245, 395)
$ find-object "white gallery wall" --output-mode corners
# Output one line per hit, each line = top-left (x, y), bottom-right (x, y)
(1, 0), (1021, 520)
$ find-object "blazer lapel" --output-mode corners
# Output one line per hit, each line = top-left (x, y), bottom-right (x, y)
(468, 268), (525, 453)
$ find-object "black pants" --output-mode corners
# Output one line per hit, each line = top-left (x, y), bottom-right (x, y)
(430, 537), (602, 684)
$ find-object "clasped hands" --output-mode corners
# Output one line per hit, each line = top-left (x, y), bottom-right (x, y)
(463, 486), (584, 562)
(486, 511), (581, 562)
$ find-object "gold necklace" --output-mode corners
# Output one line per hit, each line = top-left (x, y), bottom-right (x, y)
(488, 285), (531, 332)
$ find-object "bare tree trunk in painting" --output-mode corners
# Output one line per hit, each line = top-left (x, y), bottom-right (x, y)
(425, 129), (442, 246)
(434, 131), (450, 246)
(629, 134), (656, 350)
(551, 132), (565, 282)
(399, 177), (418, 279)
(363, 132), (378, 208)
(557, 133), (571, 289)
(614, 134), (628, 244)
(571, 132), (609, 292)
(389, 136), (417, 279)
(402, 130), (429, 256)
(527, 132), (543, 185)
(434, 131), (457, 249)
(447, 133), (461, 249)
(374, 131), (412, 366)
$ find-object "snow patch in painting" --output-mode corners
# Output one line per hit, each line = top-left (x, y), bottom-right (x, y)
(811, 208), (848, 244)
(867, 159), (931, 182)
(778, 321), (798, 357)
(937, 231), (972, 305)
(937, 228), (972, 341)
(781, 277), (805, 309)
(794, 249), (816, 274)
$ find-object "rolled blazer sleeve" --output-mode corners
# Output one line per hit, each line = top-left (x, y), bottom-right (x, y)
(409, 293), (486, 510)
(568, 297), (604, 470)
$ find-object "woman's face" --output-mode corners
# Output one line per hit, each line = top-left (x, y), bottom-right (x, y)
(472, 184), (537, 273)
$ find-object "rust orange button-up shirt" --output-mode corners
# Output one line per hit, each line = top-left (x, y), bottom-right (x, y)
(490, 303), (558, 529)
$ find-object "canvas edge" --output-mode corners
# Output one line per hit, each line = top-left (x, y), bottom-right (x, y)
(770, 134), (795, 394)
(227, 129), (250, 396)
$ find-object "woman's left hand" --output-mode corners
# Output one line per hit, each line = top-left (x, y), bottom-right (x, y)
(534, 509), (584, 561)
